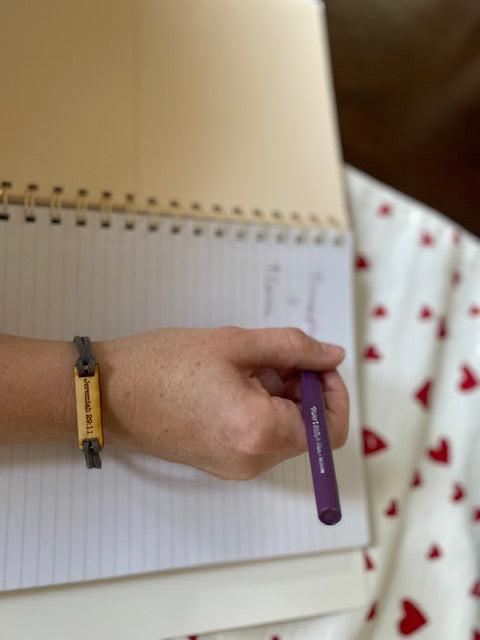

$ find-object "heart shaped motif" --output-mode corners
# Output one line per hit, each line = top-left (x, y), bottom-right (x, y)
(451, 270), (461, 286)
(363, 345), (382, 361)
(420, 232), (435, 246)
(378, 202), (392, 216)
(427, 438), (450, 464)
(426, 544), (442, 559)
(451, 482), (466, 502)
(469, 305), (480, 316)
(459, 365), (480, 391)
(418, 305), (434, 320)
(364, 550), (375, 571)
(356, 255), (370, 270)
(473, 629), (480, 640)
(366, 601), (377, 621)
(411, 470), (423, 488)
(452, 229), (462, 245)
(437, 316), (448, 339)
(398, 599), (428, 635)
(385, 499), (398, 517)
(471, 581), (480, 598)
(362, 428), (388, 455)
(414, 380), (432, 409)
(473, 508), (480, 522)
(372, 304), (388, 318)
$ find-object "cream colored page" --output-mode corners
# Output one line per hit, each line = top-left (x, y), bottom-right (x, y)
(0, 551), (366, 639)
(1, 0), (348, 227)
(1, 0), (137, 198)
(137, 0), (348, 225)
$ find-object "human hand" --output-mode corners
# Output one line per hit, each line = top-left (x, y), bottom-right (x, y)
(95, 327), (349, 479)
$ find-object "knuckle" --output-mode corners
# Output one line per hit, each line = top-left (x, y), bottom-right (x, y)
(231, 402), (273, 456)
(233, 463), (263, 481)
(238, 426), (272, 456)
(283, 326), (309, 354)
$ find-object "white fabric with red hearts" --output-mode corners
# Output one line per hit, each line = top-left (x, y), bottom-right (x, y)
(187, 167), (480, 640)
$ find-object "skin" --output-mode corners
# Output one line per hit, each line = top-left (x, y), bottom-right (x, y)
(0, 326), (349, 480)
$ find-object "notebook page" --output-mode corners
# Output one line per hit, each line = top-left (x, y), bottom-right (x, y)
(0, 0), (349, 229)
(0, 205), (369, 590)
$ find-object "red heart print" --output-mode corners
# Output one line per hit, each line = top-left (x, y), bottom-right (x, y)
(378, 202), (392, 216)
(411, 470), (423, 488)
(385, 499), (398, 517)
(451, 482), (466, 502)
(459, 365), (480, 391)
(362, 428), (388, 455)
(452, 270), (461, 286)
(473, 508), (480, 522)
(471, 581), (480, 598)
(418, 305), (434, 320)
(398, 599), (428, 635)
(414, 380), (432, 409)
(469, 305), (480, 316)
(372, 304), (388, 318)
(420, 232), (435, 246)
(427, 438), (450, 464)
(366, 601), (377, 621)
(356, 254), (370, 270)
(452, 229), (462, 245)
(364, 550), (375, 571)
(426, 544), (442, 559)
(473, 629), (480, 640)
(437, 316), (448, 339)
(363, 345), (382, 361)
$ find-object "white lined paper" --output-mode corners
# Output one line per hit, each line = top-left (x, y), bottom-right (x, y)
(0, 205), (369, 590)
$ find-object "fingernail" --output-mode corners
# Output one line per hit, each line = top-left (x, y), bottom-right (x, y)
(321, 342), (345, 357)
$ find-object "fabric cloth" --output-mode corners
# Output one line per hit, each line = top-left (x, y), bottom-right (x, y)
(186, 168), (480, 639)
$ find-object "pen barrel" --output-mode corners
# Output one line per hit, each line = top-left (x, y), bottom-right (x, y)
(300, 370), (341, 525)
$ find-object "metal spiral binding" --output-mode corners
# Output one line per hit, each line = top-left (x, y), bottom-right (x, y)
(124, 193), (136, 230)
(100, 192), (112, 228)
(50, 186), (63, 224)
(75, 189), (88, 226)
(166, 199), (183, 234)
(146, 197), (160, 231)
(0, 181), (345, 243)
(191, 201), (205, 236)
(326, 215), (345, 245)
(24, 184), (38, 222)
(231, 206), (247, 239)
(0, 181), (11, 221)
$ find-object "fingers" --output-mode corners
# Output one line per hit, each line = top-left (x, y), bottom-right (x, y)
(235, 394), (308, 460)
(281, 370), (349, 449)
(322, 370), (349, 449)
(237, 368), (349, 462)
(230, 327), (345, 373)
(254, 368), (286, 396)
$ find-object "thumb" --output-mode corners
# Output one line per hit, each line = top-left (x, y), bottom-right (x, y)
(232, 327), (345, 372)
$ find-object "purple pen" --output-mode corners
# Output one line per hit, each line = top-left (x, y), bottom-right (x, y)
(300, 370), (342, 525)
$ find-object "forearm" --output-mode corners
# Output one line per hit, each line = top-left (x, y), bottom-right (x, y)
(0, 328), (349, 480)
(0, 334), (77, 443)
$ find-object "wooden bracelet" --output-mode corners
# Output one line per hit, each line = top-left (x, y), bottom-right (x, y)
(73, 336), (104, 469)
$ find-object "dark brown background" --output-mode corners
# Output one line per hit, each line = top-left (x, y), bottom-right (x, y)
(324, 0), (480, 236)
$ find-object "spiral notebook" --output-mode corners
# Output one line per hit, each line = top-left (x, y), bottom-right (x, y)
(0, 1), (369, 636)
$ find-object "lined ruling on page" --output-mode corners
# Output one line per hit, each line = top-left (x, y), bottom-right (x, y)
(0, 205), (368, 590)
